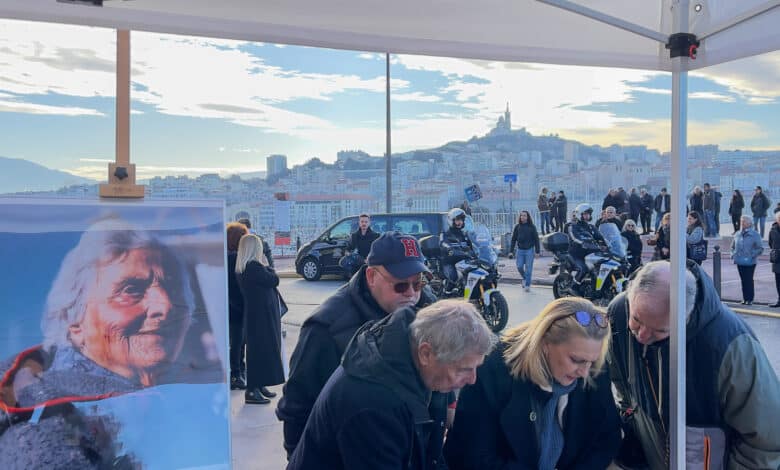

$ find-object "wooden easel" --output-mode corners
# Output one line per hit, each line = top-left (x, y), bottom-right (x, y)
(99, 30), (144, 198)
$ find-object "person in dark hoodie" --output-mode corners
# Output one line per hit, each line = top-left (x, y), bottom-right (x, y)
(277, 231), (436, 458)
(607, 261), (780, 470)
(288, 299), (496, 470)
(553, 190), (568, 232)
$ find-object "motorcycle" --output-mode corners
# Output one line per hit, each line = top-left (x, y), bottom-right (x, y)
(545, 222), (631, 307)
(419, 220), (509, 333)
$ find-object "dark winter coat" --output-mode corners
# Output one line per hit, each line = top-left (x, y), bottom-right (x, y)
(607, 262), (780, 469)
(567, 220), (603, 259)
(509, 222), (540, 253)
(553, 195), (568, 220)
(728, 195), (745, 216)
(443, 344), (621, 469)
(227, 251), (243, 325)
(769, 223), (780, 274)
(629, 193), (642, 218)
(652, 224), (671, 261)
(276, 265), (436, 457)
(348, 227), (380, 259)
(0, 346), (142, 469)
(654, 193), (671, 213)
(689, 191), (704, 215)
(237, 260), (285, 388)
(622, 230), (642, 269)
(640, 193), (654, 213)
(288, 308), (449, 470)
(602, 194), (623, 211)
(751, 192), (771, 218)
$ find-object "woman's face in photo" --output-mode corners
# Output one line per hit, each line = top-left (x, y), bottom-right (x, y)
(70, 247), (190, 384)
(687, 214), (696, 226)
(520, 212), (528, 223)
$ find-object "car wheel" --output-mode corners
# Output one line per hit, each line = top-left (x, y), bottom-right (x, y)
(301, 257), (322, 281)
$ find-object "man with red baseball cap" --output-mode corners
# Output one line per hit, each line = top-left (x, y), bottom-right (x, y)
(277, 231), (436, 458)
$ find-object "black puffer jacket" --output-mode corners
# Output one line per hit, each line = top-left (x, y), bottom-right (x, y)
(288, 308), (449, 470)
(276, 266), (436, 457)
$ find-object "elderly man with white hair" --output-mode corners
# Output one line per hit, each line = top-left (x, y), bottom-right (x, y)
(607, 260), (780, 470)
(289, 299), (496, 470)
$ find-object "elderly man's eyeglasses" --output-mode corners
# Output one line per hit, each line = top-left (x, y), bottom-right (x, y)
(374, 269), (427, 294)
(572, 311), (608, 328)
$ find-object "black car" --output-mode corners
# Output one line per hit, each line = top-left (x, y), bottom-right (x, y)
(295, 212), (447, 281)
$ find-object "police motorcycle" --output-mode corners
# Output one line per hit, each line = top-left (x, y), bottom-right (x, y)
(545, 221), (631, 307)
(419, 214), (509, 333)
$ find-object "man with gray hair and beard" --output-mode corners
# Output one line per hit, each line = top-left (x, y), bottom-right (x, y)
(288, 299), (496, 470)
(607, 260), (780, 470)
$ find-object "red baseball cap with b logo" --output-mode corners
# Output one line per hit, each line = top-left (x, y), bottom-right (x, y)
(366, 231), (430, 279)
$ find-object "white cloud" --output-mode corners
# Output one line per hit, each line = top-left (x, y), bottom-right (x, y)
(689, 92), (735, 102)
(391, 92), (441, 103)
(631, 87), (671, 95)
(693, 50), (780, 104)
(555, 118), (767, 153)
(0, 99), (104, 116)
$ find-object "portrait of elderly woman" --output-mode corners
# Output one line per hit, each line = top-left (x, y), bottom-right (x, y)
(0, 208), (229, 469)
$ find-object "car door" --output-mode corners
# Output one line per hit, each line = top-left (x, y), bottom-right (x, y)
(318, 217), (355, 273)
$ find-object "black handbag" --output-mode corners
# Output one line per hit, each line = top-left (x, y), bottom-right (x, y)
(687, 239), (708, 261)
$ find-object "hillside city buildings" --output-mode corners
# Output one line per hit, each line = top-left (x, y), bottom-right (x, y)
(9, 106), (780, 249)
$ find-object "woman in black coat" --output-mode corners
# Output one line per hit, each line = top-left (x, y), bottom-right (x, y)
(650, 212), (671, 261)
(729, 189), (745, 234)
(769, 212), (780, 308)
(444, 297), (621, 470)
(227, 222), (249, 390)
(236, 233), (285, 404)
(621, 219), (642, 272)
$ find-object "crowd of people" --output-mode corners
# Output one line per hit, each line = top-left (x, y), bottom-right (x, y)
(223, 202), (780, 469)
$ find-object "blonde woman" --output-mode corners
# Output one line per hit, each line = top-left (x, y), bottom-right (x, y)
(236, 234), (284, 404)
(444, 297), (621, 469)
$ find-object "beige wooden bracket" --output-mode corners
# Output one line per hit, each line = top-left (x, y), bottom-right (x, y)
(100, 29), (144, 198)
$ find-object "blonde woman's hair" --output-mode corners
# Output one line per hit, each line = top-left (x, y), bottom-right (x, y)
(502, 297), (610, 389)
(235, 234), (267, 273)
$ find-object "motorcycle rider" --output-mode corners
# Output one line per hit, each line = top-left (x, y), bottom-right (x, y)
(441, 207), (475, 293)
(567, 203), (605, 283)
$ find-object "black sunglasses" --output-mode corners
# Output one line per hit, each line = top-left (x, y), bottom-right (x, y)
(374, 269), (427, 294)
(573, 310), (608, 328)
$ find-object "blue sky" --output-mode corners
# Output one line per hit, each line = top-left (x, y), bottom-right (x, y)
(0, 19), (779, 179)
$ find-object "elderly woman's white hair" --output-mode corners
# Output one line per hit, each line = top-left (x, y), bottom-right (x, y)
(41, 216), (194, 350)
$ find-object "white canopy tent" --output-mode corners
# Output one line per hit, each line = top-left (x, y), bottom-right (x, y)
(2, 0), (780, 466)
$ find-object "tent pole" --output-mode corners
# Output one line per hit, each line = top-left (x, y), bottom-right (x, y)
(386, 52), (392, 213)
(536, 0), (666, 43)
(670, 1), (690, 468)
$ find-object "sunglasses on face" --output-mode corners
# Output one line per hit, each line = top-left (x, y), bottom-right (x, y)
(374, 268), (427, 294)
(572, 310), (608, 328)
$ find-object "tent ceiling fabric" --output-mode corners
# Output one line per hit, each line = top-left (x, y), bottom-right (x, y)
(0, 0), (778, 70)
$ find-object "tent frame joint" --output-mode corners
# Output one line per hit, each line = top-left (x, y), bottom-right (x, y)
(666, 33), (700, 59)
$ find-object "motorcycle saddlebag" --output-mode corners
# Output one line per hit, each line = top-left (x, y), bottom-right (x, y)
(542, 232), (569, 253)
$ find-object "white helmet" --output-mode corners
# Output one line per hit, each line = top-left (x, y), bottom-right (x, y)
(573, 203), (593, 222)
(447, 208), (467, 228)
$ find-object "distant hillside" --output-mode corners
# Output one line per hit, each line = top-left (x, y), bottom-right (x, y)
(0, 157), (95, 194)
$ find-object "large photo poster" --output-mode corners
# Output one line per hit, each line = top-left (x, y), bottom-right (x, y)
(0, 198), (230, 469)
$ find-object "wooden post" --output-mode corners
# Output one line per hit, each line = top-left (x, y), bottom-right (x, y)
(100, 29), (144, 198)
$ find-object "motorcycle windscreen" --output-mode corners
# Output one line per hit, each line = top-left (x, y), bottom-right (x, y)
(598, 223), (628, 258)
(469, 223), (498, 265)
